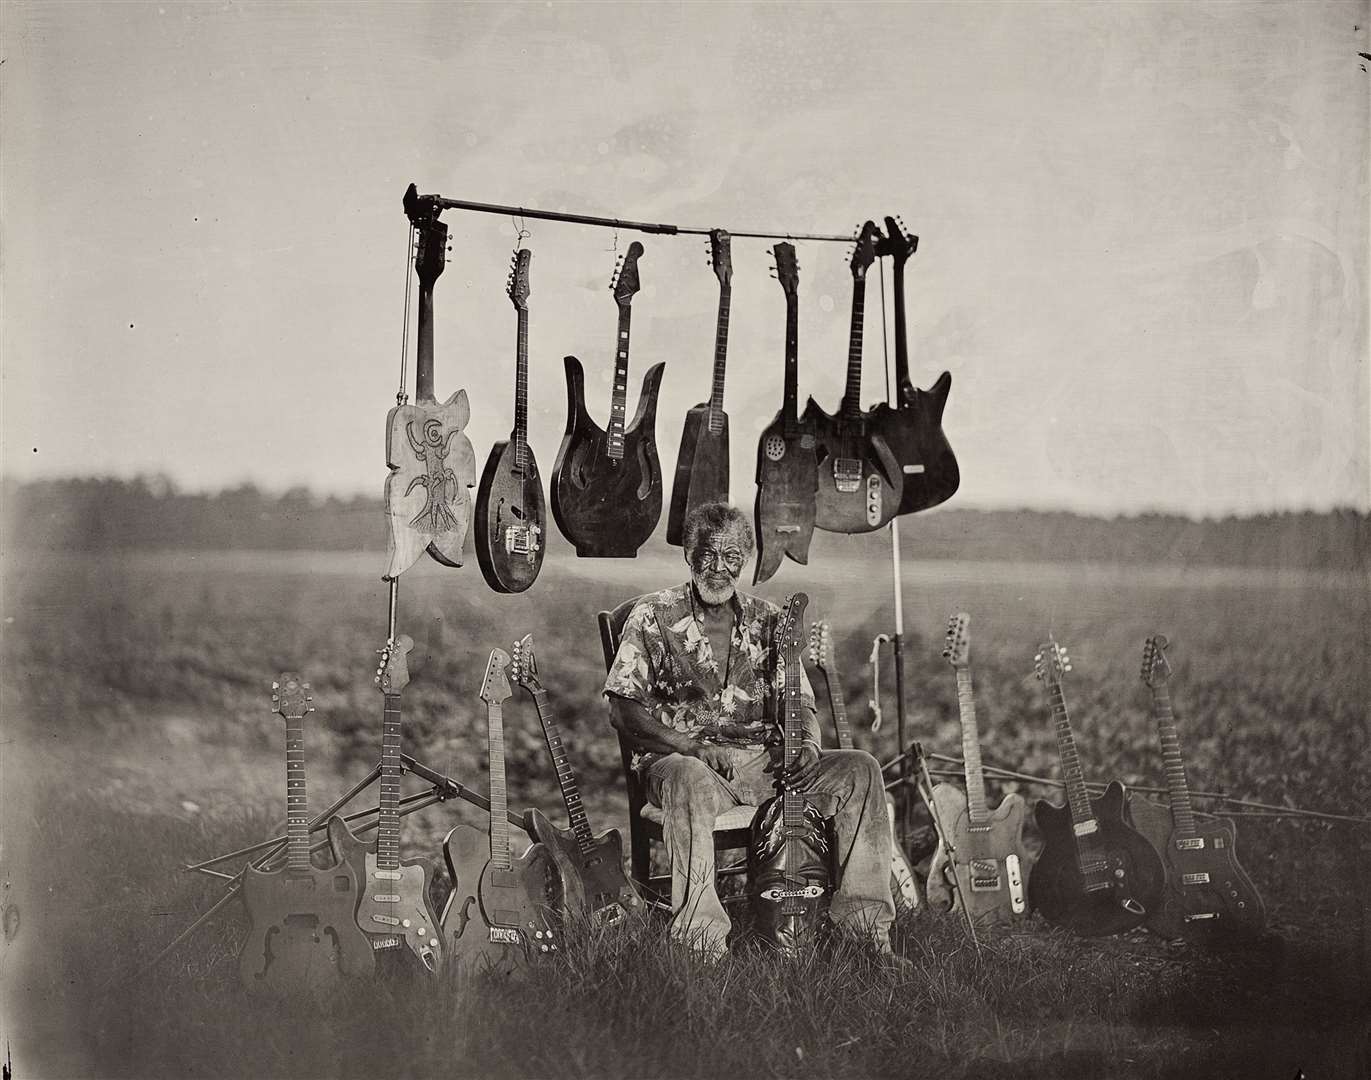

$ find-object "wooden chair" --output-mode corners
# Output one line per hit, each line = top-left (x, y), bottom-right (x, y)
(597, 595), (755, 910)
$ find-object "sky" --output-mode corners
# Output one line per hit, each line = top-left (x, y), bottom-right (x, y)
(2, 0), (1367, 517)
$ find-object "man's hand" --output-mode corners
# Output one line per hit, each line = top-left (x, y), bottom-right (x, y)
(783, 741), (821, 788)
(690, 741), (735, 779)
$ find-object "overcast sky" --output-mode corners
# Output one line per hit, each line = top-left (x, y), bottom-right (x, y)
(3, 1), (1367, 517)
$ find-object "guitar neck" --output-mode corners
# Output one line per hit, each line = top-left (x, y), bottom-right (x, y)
(377, 693), (404, 871)
(530, 686), (596, 854)
(840, 274), (867, 420)
(707, 283), (731, 432)
(284, 714), (311, 872)
(606, 303), (633, 460)
(412, 219), (447, 405)
(954, 669), (990, 825)
(487, 700), (513, 870)
(823, 667), (853, 750)
(781, 292), (800, 432)
(1046, 683), (1096, 829)
(781, 643), (805, 828)
(513, 306), (530, 468)
(891, 255), (912, 396)
(1150, 684), (1197, 836)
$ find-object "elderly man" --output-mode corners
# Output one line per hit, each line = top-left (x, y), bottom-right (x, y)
(604, 502), (900, 962)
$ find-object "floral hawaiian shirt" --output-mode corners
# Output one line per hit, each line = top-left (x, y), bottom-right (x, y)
(603, 583), (819, 770)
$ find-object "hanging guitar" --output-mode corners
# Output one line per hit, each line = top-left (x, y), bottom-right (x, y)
(752, 242), (817, 585)
(1128, 635), (1265, 943)
(510, 634), (642, 925)
(804, 221), (902, 533)
(550, 241), (666, 557)
(807, 619), (919, 912)
(869, 215), (960, 514)
(666, 228), (733, 546)
(925, 614), (1034, 924)
(749, 592), (834, 955)
(1027, 640), (1164, 936)
(475, 248), (546, 593)
(442, 649), (565, 975)
(327, 635), (445, 971)
(239, 674), (374, 992)
(384, 186), (478, 579)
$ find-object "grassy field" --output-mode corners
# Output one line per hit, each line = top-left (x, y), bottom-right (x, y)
(1, 547), (1368, 1078)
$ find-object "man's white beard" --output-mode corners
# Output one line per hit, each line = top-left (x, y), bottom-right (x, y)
(693, 571), (736, 607)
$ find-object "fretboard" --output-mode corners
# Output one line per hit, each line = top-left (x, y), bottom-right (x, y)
(891, 253), (913, 402)
(781, 292), (800, 433)
(487, 701), (512, 870)
(707, 283), (731, 433)
(284, 714), (311, 873)
(530, 687), (595, 854)
(1150, 684), (1197, 837)
(781, 645), (805, 830)
(1046, 683), (1095, 830)
(513, 306), (530, 469)
(840, 272), (868, 420)
(955, 669), (989, 826)
(823, 667), (853, 750)
(377, 693), (404, 872)
(606, 303), (633, 460)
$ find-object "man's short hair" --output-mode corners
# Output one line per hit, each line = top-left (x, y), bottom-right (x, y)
(681, 502), (754, 562)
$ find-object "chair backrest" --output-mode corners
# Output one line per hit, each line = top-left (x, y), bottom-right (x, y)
(598, 594), (654, 814)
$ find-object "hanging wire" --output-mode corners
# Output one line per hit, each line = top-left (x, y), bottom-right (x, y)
(512, 213), (530, 249)
(396, 224), (415, 405)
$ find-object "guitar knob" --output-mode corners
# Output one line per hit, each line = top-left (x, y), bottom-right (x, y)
(402, 919), (411, 928)
(1114, 868), (1125, 879)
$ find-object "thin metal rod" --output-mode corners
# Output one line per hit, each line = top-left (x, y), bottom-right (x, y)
(402, 753), (528, 831)
(416, 191), (855, 243)
(387, 578), (399, 643)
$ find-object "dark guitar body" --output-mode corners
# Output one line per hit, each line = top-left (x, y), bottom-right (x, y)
(748, 796), (834, 956)
(804, 400), (903, 534)
(1029, 781), (1165, 937)
(925, 785), (1034, 925)
(752, 413), (817, 585)
(524, 808), (642, 925)
(1126, 794), (1266, 944)
(868, 370), (960, 515)
(474, 436), (546, 593)
(551, 356), (665, 558)
(238, 855), (376, 992)
(666, 404), (730, 547)
(440, 822), (565, 977)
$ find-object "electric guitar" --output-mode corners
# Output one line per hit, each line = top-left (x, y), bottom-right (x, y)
(384, 187), (478, 579)
(510, 634), (642, 925)
(752, 242), (817, 585)
(666, 229), (732, 546)
(869, 215), (960, 514)
(551, 241), (666, 557)
(1028, 640), (1164, 936)
(807, 619), (920, 913)
(239, 674), (374, 992)
(475, 248), (546, 593)
(1129, 635), (1265, 943)
(442, 649), (564, 975)
(328, 636), (444, 971)
(804, 221), (902, 534)
(749, 593), (834, 955)
(925, 614), (1034, 924)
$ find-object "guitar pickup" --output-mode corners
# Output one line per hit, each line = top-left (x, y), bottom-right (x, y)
(1175, 837), (1206, 851)
(1181, 872), (1211, 885)
(372, 894), (400, 903)
(374, 869), (402, 881)
(774, 525), (801, 535)
(370, 913), (401, 926)
(902, 464), (926, 474)
(1183, 912), (1219, 922)
(969, 860), (1002, 892)
(1073, 820), (1099, 837)
(833, 459), (862, 493)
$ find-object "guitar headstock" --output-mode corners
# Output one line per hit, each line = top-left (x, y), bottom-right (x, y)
(1141, 635), (1172, 687)
(272, 672), (313, 721)
(778, 592), (809, 656)
(479, 647), (513, 706)
(807, 619), (834, 672)
(611, 241), (645, 307)
(942, 613), (971, 670)
(373, 635), (415, 696)
(507, 248), (531, 311)
(880, 215), (918, 265)
(1032, 640), (1071, 688)
(772, 242), (799, 299)
(509, 634), (542, 694)
(709, 229), (732, 288)
(413, 218), (449, 289)
(849, 220), (881, 281)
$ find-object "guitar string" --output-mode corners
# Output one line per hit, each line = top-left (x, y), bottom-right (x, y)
(396, 224), (414, 404)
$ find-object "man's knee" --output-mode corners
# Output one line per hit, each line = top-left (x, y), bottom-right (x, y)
(651, 753), (723, 811)
(821, 747), (883, 787)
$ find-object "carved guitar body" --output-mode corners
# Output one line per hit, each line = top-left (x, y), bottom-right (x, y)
(524, 808), (640, 926)
(667, 404), (730, 546)
(925, 787), (1033, 924)
(749, 795), (834, 954)
(868, 372), (959, 514)
(805, 403), (903, 534)
(475, 437), (546, 593)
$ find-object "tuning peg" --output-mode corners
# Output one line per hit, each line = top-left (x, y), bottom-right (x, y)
(271, 681), (279, 690)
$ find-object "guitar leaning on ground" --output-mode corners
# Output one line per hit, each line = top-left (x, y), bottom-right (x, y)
(924, 614), (1033, 924)
(511, 634), (642, 925)
(328, 636), (445, 972)
(1128, 635), (1265, 943)
(666, 229), (733, 546)
(442, 649), (565, 975)
(550, 241), (666, 558)
(239, 674), (374, 992)
(474, 247), (546, 593)
(807, 619), (920, 913)
(752, 242), (818, 585)
(1027, 640), (1164, 937)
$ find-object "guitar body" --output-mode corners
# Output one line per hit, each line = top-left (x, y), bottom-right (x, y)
(524, 808), (641, 924)
(752, 413), (817, 585)
(1126, 794), (1266, 943)
(441, 822), (564, 976)
(804, 401), (903, 534)
(551, 356), (665, 558)
(238, 856), (376, 992)
(868, 370), (960, 515)
(383, 391), (478, 579)
(749, 794), (834, 954)
(925, 785), (1033, 925)
(327, 816), (444, 972)
(474, 436), (546, 593)
(1029, 781), (1165, 937)
(666, 404), (730, 546)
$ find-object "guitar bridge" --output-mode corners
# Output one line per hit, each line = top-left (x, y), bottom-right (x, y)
(1181, 872), (1211, 885)
(1175, 837), (1206, 851)
(968, 859), (1002, 892)
(489, 927), (522, 945)
(370, 936), (401, 950)
(504, 523), (541, 559)
(832, 459), (862, 493)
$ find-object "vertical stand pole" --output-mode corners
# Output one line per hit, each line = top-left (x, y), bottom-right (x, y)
(889, 518), (911, 847)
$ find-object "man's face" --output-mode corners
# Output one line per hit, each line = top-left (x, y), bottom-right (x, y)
(688, 528), (747, 606)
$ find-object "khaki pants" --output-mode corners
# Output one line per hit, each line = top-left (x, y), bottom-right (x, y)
(645, 746), (895, 957)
